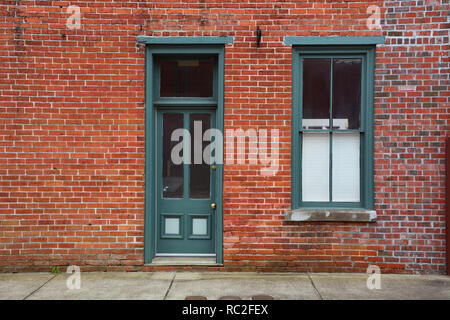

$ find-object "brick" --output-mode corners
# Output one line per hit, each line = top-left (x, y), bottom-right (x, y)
(0, 0), (447, 275)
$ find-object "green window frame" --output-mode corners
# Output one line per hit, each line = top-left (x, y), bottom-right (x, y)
(291, 45), (376, 211)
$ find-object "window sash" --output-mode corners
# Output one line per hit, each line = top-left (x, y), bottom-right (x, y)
(291, 46), (375, 210)
(298, 54), (367, 134)
(299, 132), (363, 207)
(300, 55), (364, 204)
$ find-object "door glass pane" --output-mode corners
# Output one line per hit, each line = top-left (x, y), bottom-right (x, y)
(302, 133), (329, 202)
(302, 59), (331, 129)
(162, 113), (184, 198)
(165, 217), (180, 235)
(192, 218), (208, 236)
(190, 113), (211, 199)
(160, 57), (215, 97)
(332, 133), (360, 202)
(332, 59), (362, 130)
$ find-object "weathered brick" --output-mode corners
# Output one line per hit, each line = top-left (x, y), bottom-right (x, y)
(0, 0), (447, 274)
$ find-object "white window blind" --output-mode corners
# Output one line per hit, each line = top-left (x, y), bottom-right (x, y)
(302, 133), (329, 201)
(332, 133), (360, 202)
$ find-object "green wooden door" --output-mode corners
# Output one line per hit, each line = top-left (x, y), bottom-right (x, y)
(156, 109), (216, 254)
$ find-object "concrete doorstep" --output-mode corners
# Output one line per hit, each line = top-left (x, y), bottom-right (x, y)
(0, 272), (449, 300)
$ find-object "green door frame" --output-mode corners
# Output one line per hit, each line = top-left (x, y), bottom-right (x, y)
(142, 42), (226, 264)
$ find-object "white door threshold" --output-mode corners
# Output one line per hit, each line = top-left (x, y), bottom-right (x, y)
(149, 256), (221, 266)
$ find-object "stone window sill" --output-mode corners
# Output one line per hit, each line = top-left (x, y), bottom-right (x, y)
(285, 209), (377, 222)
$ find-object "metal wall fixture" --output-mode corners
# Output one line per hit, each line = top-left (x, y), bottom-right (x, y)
(256, 26), (262, 47)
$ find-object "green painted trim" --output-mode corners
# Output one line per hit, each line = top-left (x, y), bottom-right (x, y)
(299, 202), (363, 208)
(148, 46), (224, 54)
(183, 113), (190, 199)
(215, 49), (224, 264)
(153, 100), (219, 107)
(329, 60), (333, 201)
(301, 129), (362, 133)
(366, 47), (376, 210)
(137, 36), (234, 45)
(144, 44), (225, 264)
(144, 46), (156, 263)
(291, 45), (376, 211)
(284, 36), (385, 46)
(291, 50), (301, 209)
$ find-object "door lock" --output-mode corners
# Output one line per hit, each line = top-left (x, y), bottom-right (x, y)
(211, 203), (216, 210)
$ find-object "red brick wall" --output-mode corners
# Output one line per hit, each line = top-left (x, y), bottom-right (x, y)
(374, 0), (449, 274)
(0, 0), (448, 273)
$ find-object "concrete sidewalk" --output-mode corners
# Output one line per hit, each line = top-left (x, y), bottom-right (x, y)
(0, 272), (449, 300)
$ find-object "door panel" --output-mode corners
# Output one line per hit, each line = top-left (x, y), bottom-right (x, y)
(156, 110), (216, 254)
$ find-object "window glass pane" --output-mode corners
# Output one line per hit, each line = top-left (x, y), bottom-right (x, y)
(332, 133), (360, 202)
(302, 59), (331, 130)
(332, 59), (362, 130)
(165, 217), (180, 235)
(160, 57), (214, 97)
(192, 218), (208, 236)
(190, 113), (211, 199)
(302, 133), (329, 201)
(162, 113), (184, 198)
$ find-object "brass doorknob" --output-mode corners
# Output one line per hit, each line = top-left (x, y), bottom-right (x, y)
(211, 203), (216, 209)
(211, 165), (216, 171)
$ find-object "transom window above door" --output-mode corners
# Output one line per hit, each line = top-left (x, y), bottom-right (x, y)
(159, 57), (215, 97)
(153, 55), (218, 104)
